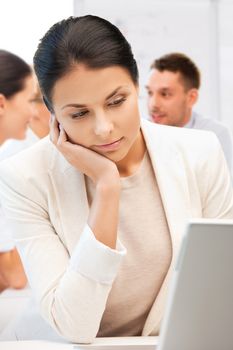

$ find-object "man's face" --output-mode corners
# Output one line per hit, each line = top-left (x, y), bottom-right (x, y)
(146, 69), (197, 127)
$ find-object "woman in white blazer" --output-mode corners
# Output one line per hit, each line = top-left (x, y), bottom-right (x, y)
(0, 15), (232, 343)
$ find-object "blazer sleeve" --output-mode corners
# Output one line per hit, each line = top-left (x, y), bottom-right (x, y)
(0, 160), (126, 343)
(196, 132), (233, 218)
(0, 205), (15, 252)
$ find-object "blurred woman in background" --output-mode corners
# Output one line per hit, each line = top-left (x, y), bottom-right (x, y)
(0, 49), (37, 292)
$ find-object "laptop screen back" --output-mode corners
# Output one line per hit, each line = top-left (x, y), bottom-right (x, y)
(158, 220), (233, 350)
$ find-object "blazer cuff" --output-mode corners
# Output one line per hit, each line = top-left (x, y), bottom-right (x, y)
(0, 212), (15, 252)
(68, 225), (126, 284)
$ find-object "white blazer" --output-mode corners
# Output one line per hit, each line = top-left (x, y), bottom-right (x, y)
(0, 119), (232, 343)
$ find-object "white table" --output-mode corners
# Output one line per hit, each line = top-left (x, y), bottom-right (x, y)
(0, 287), (31, 332)
(0, 336), (159, 349)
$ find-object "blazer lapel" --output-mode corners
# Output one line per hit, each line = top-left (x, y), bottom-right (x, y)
(141, 120), (192, 335)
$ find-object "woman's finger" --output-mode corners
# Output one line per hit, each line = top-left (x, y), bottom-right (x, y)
(50, 114), (60, 144)
(57, 124), (68, 148)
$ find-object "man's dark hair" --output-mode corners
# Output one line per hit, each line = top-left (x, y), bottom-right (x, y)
(151, 53), (200, 90)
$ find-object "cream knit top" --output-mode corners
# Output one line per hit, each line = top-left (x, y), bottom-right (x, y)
(86, 152), (172, 337)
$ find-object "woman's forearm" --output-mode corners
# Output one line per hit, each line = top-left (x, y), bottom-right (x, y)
(88, 179), (121, 249)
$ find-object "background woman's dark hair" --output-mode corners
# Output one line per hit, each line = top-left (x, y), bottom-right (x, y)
(33, 15), (139, 112)
(0, 50), (32, 98)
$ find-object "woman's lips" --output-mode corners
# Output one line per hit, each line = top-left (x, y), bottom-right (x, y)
(94, 137), (124, 152)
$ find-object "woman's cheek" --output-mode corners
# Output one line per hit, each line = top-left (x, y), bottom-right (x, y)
(63, 125), (83, 145)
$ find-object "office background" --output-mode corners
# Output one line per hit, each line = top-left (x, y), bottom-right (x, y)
(1, 0), (233, 131)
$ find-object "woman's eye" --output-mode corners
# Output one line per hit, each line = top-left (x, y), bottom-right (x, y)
(108, 98), (126, 107)
(71, 110), (88, 119)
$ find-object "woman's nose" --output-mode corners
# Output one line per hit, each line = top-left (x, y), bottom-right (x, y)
(94, 114), (114, 137)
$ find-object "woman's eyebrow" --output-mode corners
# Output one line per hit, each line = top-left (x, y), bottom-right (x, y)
(61, 86), (127, 110)
(105, 86), (123, 100)
(61, 102), (86, 110)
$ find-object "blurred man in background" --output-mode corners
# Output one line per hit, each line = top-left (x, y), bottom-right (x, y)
(146, 52), (233, 174)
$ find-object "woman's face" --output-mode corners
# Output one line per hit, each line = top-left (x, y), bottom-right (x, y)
(1, 75), (37, 140)
(52, 64), (141, 163)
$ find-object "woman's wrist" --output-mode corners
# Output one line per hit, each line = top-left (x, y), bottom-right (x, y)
(96, 176), (121, 195)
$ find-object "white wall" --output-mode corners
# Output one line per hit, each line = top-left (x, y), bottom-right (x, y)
(0, 0), (73, 63)
(219, 0), (233, 131)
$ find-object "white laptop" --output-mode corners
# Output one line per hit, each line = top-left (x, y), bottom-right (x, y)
(158, 219), (233, 350)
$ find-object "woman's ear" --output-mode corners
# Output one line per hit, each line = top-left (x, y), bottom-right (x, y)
(0, 94), (7, 116)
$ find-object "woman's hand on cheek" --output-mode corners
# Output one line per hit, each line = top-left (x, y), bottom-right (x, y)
(49, 113), (60, 144)
(49, 115), (120, 186)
